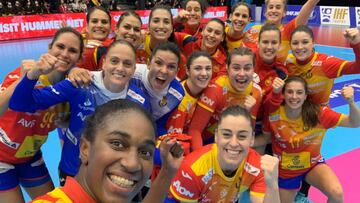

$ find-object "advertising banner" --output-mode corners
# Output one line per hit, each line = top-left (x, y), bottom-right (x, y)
(356, 7), (360, 26)
(261, 5), (321, 25)
(0, 6), (227, 41)
(320, 6), (350, 26)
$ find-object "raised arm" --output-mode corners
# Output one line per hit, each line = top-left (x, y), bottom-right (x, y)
(187, 105), (213, 151)
(143, 138), (184, 203)
(296, 0), (320, 26)
(339, 28), (360, 75)
(0, 60), (34, 115)
(338, 86), (360, 128)
(9, 54), (76, 113)
(263, 77), (285, 114)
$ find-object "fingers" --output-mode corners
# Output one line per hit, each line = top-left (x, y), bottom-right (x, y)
(342, 86), (355, 103)
(161, 137), (184, 159)
(21, 59), (36, 76)
(177, 10), (190, 22)
(244, 95), (256, 111)
(272, 77), (285, 94)
(67, 68), (92, 88)
(261, 155), (279, 183)
(344, 28), (360, 45)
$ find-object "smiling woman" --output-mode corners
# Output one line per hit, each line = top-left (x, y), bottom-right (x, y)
(0, 27), (83, 203)
(30, 99), (184, 203)
(169, 105), (281, 203)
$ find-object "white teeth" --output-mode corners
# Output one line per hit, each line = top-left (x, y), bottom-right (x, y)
(109, 175), (135, 188)
(226, 149), (240, 155)
(236, 78), (247, 83)
(112, 72), (126, 78)
(57, 59), (68, 65)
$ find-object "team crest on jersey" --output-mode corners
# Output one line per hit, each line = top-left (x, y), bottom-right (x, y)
(159, 96), (168, 107)
(265, 77), (273, 86)
(304, 71), (313, 79)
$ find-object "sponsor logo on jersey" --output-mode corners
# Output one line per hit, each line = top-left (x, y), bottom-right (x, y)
(181, 170), (192, 180)
(169, 87), (183, 101)
(173, 180), (194, 198)
(244, 162), (260, 176)
(200, 95), (215, 107)
(127, 89), (145, 104)
(66, 129), (78, 145)
(202, 168), (214, 184)
(17, 118), (36, 128)
(0, 128), (20, 149)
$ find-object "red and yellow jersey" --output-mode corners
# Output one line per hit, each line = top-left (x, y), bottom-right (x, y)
(169, 144), (266, 202)
(197, 75), (262, 139)
(174, 32), (227, 79)
(76, 38), (114, 71)
(166, 81), (199, 134)
(0, 68), (67, 164)
(247, 19), (297, 63)
(138, 33), (187, 79)
(254, 49), (288, 97)
(225, 26), (257, 52)
(285, 45), (360, 105)
(31, 177), (97, 203)
(265, 105), (343, 178)
(174, 20), (204, 38)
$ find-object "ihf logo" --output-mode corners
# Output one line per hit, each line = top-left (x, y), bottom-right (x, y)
(321, 7), (332, 23)
(320, 6), (349, 25)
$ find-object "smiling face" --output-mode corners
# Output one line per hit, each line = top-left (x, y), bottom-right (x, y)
(48, 32), (82, 73)
(86, 9), (111, 41)
(258, 30), (281, 64)
(290, 31), (314, 62)
(265, 0), (286, 24)
(227, 54), (254, 92)
(186, 56), (212, 91)
(102, 42), (136, 93)
(149, 8), (173, 42)
(201, 20), (224, 52)
(185, 1), (203, 27)
(80, 110), (156, 203)
(229, 5), (251, 33)
(115, 15), (142, 48)
(147, 50), (179, 91)
(215, 114), (254, 172)
(284, 81), (307, 111)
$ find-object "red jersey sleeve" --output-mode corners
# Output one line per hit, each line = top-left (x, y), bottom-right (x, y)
(319, 106), (343, 129)
(174, 32), (191, 51)
(0, 68), (21, 91)
(283, 18), (297, 42)
(188, 84), (221, 150)
(169, 162), (202, 202)
(320, 54), (348, 78)
(76, 47), (98, 71)
(246, 149), (266, 196)
(335, 42), (360, 76)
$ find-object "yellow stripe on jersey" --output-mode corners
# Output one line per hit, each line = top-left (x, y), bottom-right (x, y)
(169, 187), (198, 202)
(337, 61), (348, 78)
(250, 191), (265, 197)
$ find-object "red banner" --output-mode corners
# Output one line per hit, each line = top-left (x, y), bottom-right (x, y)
(0, 7), (227, 41)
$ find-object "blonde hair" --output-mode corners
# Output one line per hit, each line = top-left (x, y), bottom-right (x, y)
(265, 0), (287, 5)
